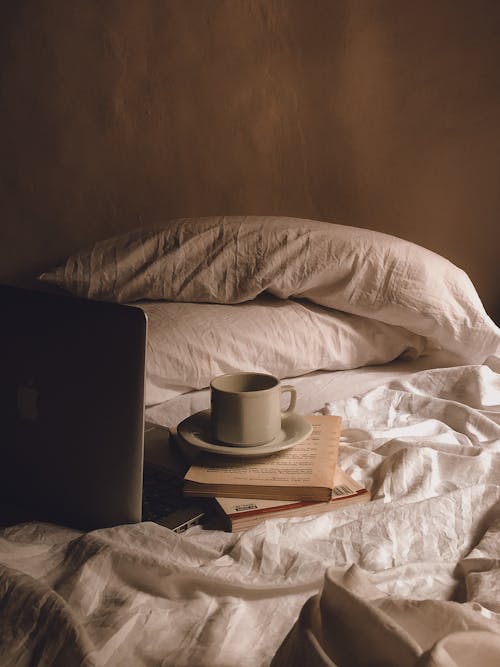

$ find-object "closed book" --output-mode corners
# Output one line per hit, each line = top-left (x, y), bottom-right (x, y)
(215, 468), (370, 532)
(183, 415), (341, 502)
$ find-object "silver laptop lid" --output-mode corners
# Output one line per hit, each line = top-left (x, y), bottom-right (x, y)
(0, 284), (147, 529)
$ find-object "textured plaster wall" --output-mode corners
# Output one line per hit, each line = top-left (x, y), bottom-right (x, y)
(1, 0), (499, 319)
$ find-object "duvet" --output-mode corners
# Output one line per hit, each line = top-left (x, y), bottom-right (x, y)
(1, 357), (500, 666)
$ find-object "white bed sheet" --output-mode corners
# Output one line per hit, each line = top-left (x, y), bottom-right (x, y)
(145, 350), (461, 427)
(1, 353), (500, 666)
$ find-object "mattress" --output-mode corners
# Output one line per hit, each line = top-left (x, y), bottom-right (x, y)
(144, 349), (460, 427)
(1, 353), (499, 667)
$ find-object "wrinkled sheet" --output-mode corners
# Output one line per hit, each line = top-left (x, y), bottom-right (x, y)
(1, 357), (500, 666)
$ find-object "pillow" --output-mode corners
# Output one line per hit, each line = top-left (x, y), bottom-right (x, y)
(39, 216), (500, 363)
(139, 295), (426, 406)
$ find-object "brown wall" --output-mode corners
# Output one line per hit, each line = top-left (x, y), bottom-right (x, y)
(1, 0), (499, 320)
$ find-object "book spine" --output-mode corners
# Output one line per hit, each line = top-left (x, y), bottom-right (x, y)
(224, 488), (368, 520)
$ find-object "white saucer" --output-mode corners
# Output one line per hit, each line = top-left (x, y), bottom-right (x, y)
(177, 410), (313, 457)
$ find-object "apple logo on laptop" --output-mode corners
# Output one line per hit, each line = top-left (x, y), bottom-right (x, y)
(17, 380), (39, 421)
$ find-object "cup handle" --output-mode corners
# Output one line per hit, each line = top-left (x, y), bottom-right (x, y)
(280, 384), (297, 415)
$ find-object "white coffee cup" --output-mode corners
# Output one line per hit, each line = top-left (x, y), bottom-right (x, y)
(210, 372), (297, 446)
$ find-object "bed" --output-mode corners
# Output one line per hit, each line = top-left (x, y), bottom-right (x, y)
(1, 216), (500, 667)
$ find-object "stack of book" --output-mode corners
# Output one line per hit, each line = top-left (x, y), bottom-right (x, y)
(181, 415), (370, 532)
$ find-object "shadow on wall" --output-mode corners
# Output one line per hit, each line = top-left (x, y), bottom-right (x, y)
(0, 0), (499, 320)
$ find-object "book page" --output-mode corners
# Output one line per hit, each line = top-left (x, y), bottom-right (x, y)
(184, 415), (340, 489)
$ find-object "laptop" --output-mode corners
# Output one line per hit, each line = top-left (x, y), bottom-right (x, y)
(0, 284), (209, 532)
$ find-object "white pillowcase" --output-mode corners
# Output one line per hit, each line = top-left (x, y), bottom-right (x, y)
(39, 216), (500, 363)
(139, 295), (426, 406)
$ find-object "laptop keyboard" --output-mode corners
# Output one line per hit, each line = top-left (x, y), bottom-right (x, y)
(142, 463), (191, 522)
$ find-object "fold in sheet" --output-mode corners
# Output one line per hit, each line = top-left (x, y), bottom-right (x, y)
(272, 564), (500, 667)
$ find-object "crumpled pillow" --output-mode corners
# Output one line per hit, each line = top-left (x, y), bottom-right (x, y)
(39, 216), (500, 363)
(271, 564), (500, 667)
(139, 295), (426, 405)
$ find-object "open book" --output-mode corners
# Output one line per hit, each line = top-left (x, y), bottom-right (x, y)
(215, 467), (370, 532)
(183, 415), (341, 502)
